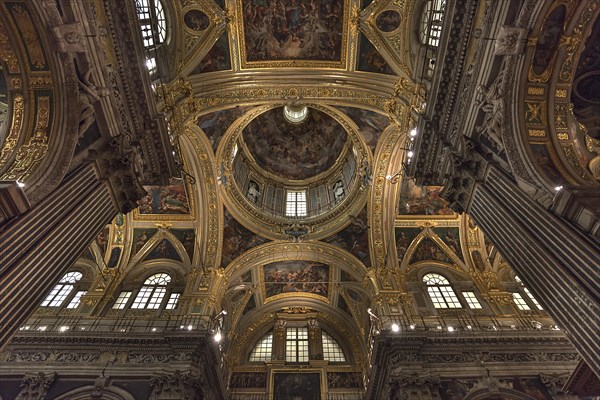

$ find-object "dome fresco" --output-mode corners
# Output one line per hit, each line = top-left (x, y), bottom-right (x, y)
(242, 107), (347, 180)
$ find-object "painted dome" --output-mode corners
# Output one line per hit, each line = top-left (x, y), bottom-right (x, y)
(242, 107), (347, 180)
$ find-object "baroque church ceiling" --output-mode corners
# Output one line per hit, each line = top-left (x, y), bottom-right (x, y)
(2, 0), (598, 395)
(76, 0), (505, 360)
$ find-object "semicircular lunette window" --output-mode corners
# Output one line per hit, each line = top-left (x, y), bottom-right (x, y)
(249, 331), (273, 362)
(321, 331), (346, 362)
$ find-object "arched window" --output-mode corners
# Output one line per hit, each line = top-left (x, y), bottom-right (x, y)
(41, 271), (85, 308)
(423, 273), (462, 308)
(321, 331), (346, 362)
(113, 273), (180, 310)
(112, 272), (181, 310)
(247, 324), (349, 364)
(514, 275), (543, 311)
(249, 331), (273, 362)
(134, 0), (167, 77)
(135, 0), (166, 49)
(419, 0), (446, 47)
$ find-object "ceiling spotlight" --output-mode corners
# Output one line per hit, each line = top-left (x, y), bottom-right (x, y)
(391, 323), (400, 332)
(214, 332), (222, 342)
(466, 325), (472, 330)
(407, 151), (414, 158)
(447, 326), (454, 332)
(409, 324), (416, 330)
(554, 185), (563, 192)
(410, 128), (417, 137)
(59, 326), (69, 332)
(187, 325), (193, 331)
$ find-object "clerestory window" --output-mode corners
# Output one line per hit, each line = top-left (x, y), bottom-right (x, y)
(285, 190), (307, 217)
(41, 271), (84, 308)
(112, 273), (181, 310)
(514, 275), (543, 311)
(134, 0), (167, 77)
(419, 0), (446, 47)
(423, 273), (462, 309)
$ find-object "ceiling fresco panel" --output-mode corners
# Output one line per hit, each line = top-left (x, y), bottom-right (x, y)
(397, 179), (453, 216)
(432, 227), (463, 261)
(132, 228), (158, 255)
(238, 0), (348, 68)
(323, 207), (370, 267)
(394, 227), (422, 262)
(145, 239), (182, 262)
(262, 260), (329, 300)
(137, 179), (191, 215)
(172, 229), (196, 260)
(409, 237), (453, 264)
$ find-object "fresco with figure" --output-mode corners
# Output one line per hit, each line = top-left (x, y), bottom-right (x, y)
(132, 228), (158, 255)
(273, 372), (321, 400)
(222, 209), (269, 267)
(172, 229), (196, 260)
(530, 143), (566, 185)
(230, 372), (267, 388)
(433, 227), (463, 261)
(95, 226), (109, 256)
(398, 179), (453, 215)
(197, 106), (252, 152)
(376, 10), (401, 32)
(327, 372), (362, 388)
(241, 0), (345, 62)
(243, 107), (347, 180)
(192, 33), (231, 73)
(184, 9), (209, 32)
(410, 237), (453, 264)
(357, 33), (395, 75)
(264, 260), (329, 298)
(324, 207), (370, 267)
(395, 227), (422, 262)
(138, 179), (190, 215)
(146, 239), (181, 261)
(336, 107), (389, 152)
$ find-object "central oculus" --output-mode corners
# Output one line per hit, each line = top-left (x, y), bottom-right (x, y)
(242, 107), (348, 180)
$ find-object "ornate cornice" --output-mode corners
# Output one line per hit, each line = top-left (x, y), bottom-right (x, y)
(409, 0), (483, 184)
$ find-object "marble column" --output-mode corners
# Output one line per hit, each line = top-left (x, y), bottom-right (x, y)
(0, 164), (118, 349)
(445, 155), (600, 375)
